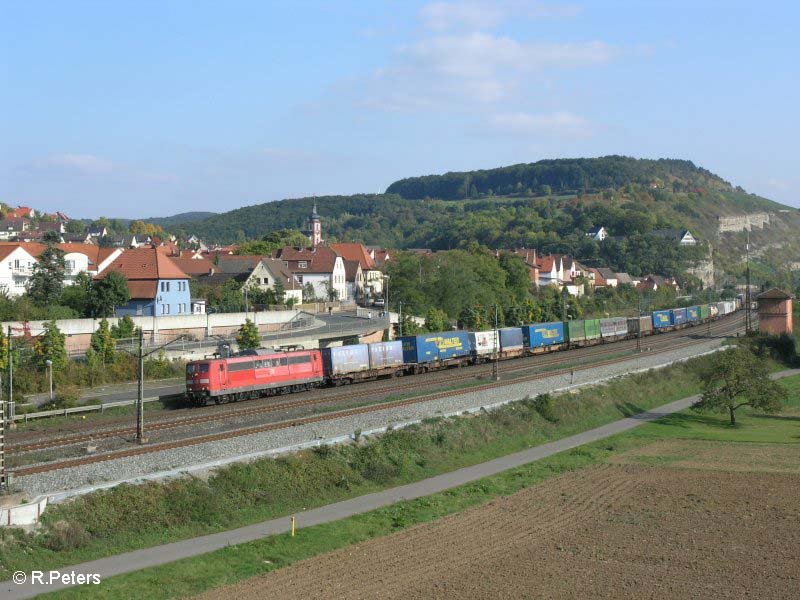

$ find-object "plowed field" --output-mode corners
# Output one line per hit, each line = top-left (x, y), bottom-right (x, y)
(198, 461), (800, 599)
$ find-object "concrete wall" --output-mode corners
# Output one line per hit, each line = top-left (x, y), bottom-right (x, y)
(2, 310), (305, 353)
(0, 496), (48, 527)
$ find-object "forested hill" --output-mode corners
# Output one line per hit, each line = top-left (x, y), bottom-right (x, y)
(386, 156), (779, 210)
(169, 156), (790, 249)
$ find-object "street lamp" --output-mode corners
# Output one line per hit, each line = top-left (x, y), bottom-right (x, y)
(45, 359), (53, 402)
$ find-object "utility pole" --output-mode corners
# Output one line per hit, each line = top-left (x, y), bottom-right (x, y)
(636, 293), (642, 353)
(7, 325), (13, 428)
(0, 373), (5, 490)
(492, 303), (499, 381)
(745, 230), (752, 334)
(137, 328), (145, 444)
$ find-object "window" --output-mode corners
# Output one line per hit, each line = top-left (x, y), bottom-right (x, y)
(161, 304), (170, 315)
(299, 261), (307, 268)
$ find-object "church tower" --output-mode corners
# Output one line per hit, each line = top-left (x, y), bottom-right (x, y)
(306, 201), (322, 246)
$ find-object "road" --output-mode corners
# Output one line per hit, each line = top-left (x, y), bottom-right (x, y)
(5, 367), (796, 599)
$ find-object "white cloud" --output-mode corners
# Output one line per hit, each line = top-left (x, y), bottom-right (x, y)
(364, 33), (615, 110)
(765, 177), (791, 192)
(420, 1), (581, 31)
(486, 110), (592, 136)
(39, 153), (116, 175)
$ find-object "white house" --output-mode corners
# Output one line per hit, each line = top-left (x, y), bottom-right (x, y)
(0, 245), (39, 296)
(651, 229), (697, 246)
(275, 245), (348, 301)
(586, 226), (608, 241)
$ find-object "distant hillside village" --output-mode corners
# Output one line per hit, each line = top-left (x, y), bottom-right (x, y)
(0, 202), (697, 323)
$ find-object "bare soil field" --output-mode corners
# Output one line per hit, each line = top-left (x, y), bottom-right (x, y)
(610, 438), (800, 474)
(196, 460), (800, 600)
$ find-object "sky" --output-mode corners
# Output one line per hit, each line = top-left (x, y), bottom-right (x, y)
(2, 0), (799, 218)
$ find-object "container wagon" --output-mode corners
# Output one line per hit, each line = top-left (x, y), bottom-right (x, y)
(566, 320), (586, 346)
(498, 327), (525, 358)
(321, 344), (370, 384)
(699, 304), (711, 321)
(469, 330), (498, 361)
(599, 317), (628, 341)
(585, 319), (602, 341)
(367, 341), (405, 376)
(521, 321), (564, 351)
(399, 331), (472, 372)
(672, 307), (688, 326)
(652, 310), (673, 329)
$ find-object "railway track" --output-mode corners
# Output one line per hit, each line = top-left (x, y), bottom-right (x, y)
(12, 314), (743, 476)
(8, 314), (742, 456)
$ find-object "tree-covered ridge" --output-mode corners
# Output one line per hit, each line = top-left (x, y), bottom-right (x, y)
(168, 157), (789, 247)
(387, 156), (737, 200)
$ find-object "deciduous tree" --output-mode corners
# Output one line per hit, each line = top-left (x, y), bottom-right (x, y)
(236, 319), (260, 351)
(693, 347), (788, 425)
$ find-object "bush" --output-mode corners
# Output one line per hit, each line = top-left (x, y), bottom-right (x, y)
(43, 521), (90, 551)
(533, 393), (559, 423)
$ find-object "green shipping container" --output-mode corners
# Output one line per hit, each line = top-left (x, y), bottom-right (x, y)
(585, 318), (601, 340)
(566, 320), (586, 342)
(699, 304), (710, 320)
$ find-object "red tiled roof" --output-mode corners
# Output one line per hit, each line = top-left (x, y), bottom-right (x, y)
(274, 245), (339, 274)
(98, 247), (188, 280)
(10, 207), (34, 218)
(169, 256), (215, 277)
(330, 243), (375, 269)
(0, 241), (46, 256)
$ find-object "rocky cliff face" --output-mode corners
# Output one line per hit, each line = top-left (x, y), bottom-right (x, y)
(718, 212), (771, 234)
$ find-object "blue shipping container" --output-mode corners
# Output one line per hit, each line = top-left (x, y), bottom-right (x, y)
(652, 310), (673, 329)
(672, 308), (687, 325)
(499, 327), (524, 351)
(686, 306), (700, 322)
(322, 344), (370, 375)
(399, 332), (471, 363)
(367, 341), (404, 370)
(522, 322), (565, 348)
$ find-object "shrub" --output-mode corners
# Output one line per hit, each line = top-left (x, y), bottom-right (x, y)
(43, 521), (90, 551)
(533, 393), (559, 423)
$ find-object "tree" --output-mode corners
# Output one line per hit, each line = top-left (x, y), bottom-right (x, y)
(236, 319), (260, 351)
(42, 230), (61, 243)
(324, 281), (339, 302)
(65, 220), (87, 234)
(111, 315), (140, 340)
(303, 282), (317, 302)
(33, 321), (68, 371)
(90, 318), (116, 363)
(693, 347), (788, 425)
(27, 243), (66, 306)
(424, 308), (448, 332)
(61, 271), (93, 316)
(88, 271), (130, 317)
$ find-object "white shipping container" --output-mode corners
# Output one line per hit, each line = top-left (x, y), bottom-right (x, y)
(470, 330), (499, 356)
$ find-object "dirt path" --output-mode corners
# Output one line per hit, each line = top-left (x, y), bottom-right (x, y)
(198, 463), (800, 600)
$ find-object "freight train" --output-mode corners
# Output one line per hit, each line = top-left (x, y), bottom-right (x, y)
(185, 300), (739, 406)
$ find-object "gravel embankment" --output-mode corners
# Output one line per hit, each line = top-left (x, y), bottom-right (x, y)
(19, 337), (728, 499)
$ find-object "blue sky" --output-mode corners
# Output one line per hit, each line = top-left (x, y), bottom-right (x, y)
(2, 0), (798, 218)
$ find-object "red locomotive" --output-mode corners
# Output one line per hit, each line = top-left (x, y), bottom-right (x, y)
(185, 349), (324, 405)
